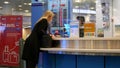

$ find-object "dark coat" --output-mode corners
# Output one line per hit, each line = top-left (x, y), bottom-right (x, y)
(22, 19), (48, 64)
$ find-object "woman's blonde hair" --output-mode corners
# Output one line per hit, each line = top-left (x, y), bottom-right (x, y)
(37, 10), (54, 22)
(42, 10), (54, 18)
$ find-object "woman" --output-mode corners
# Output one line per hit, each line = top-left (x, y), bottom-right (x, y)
(22, 10), (54, 68)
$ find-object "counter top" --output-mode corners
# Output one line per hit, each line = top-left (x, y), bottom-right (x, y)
(40, 48), (120, 56)
(53, 37), (120, 40)
(41, 37), (120, 56)
(40, 48), (120, 53)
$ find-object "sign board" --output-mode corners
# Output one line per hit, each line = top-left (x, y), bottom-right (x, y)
(0, 15), (22, 66)
(70, 22), (79, 38)
(84, 23), (95, 37)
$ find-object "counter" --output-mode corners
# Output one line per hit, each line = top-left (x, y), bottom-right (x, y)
(53, 37), (120, 40)
(39, 37), (120, 68)
(41, 37), (120, 56)
(40, 48), (120, 56)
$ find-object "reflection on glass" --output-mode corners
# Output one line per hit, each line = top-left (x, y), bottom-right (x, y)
(72, 0), (96, 22)
(72, 0), (96, 37)
(44, 0), (113, 38)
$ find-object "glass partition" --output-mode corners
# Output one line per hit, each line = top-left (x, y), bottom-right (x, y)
(48, 0), (70, 37)
(72, 0), (96, 22)
(47, 0), (114, 38)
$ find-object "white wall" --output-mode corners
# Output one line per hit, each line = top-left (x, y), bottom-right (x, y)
(96, 0), (113, 37)
(113, 0), (120, 24)
(104, 0), (113, 37)
(113, 0), (120, 37)
(96, 0), (103, 30)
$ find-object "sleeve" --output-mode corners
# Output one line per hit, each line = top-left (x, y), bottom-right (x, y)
(37, 19), (48, 35)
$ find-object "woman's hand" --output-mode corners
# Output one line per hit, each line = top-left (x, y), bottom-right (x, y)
(50, 34), (55, 39)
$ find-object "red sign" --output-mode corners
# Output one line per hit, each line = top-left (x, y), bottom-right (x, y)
(60, 4), (65, 6)
(0, 15), (22, 66)
(59, 8), (63, 26)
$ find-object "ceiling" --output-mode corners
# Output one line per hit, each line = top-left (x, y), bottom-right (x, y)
(0, 0), (31, 14)
(0, 0), (98, 28)
(0, 0), (31, 28)
(73, 0), (96, 10)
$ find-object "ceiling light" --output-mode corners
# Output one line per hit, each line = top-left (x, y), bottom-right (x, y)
(75, 6), (79, 8)
(19, 8), (22, 10)
(28, 3), (31, 5)
(4, 1), (10, 4)
(0, 6), (3, 9)
(12, 8), (15, 11)
(90, 7), (95, 10)
(24, 3), (27, 5)
(25, 10), (29, 12)
(98, 5), (101, 7)
(18, 5), (22, 7)
(113, 9), (117, 11)
(95, 1), (98, 3)
(75, 0), (81, 3)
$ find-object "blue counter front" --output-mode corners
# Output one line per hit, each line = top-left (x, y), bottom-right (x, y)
(38, 52), (120, 68)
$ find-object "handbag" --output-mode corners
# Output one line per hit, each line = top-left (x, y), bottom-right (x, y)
(40, 29), (60, 48)
(41, 34), (60, 48)
(41, 34), (52, 48)
(52, 40), (60, 47)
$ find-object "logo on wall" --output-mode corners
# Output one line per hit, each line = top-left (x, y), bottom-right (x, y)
(1, 18), (7, 21)
(3, 45), (19, 63)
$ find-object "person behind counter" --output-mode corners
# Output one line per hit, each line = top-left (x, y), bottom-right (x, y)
(76, 16), (85, 26)
(22, 10), (54, 68)
(76, 16), (85, 37)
